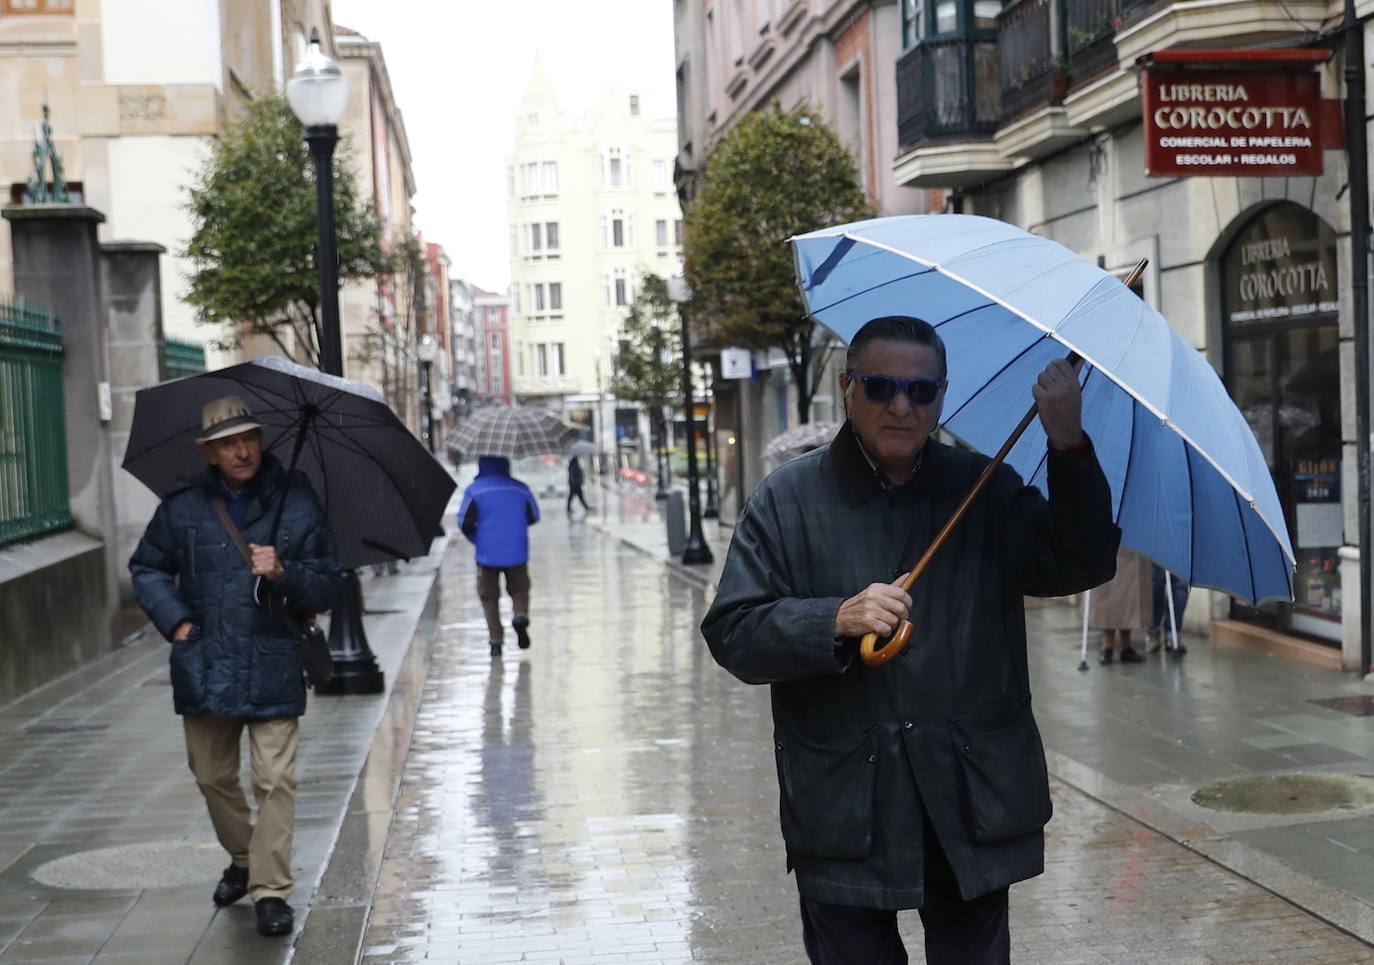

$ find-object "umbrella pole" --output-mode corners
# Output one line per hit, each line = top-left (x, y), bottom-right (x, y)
(1165, 569), (1180, 653)
(1079, 589), (1092, 672)
(859, 258), (1148, 668)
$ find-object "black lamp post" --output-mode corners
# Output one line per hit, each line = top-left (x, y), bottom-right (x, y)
(289, 29), (385, 695)
(418, 334), (437, 453)
(700, 361), (719, 519)
(667, 275), (711, 565)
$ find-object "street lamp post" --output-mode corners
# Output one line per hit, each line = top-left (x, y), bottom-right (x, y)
(667, 275), (711, 565)
(700, 361), (719, 519)
(289, 29), (385, 695)
(418, 334), (437, 453)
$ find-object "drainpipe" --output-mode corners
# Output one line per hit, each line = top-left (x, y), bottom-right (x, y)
(1344, 0), (1372, 672)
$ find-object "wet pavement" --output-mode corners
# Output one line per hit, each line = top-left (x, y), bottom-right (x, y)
(357, 483), (1374, 963)
(3, 472), (1374, 962)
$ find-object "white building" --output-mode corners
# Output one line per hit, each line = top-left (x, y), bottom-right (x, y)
(506, 59), (683, 458)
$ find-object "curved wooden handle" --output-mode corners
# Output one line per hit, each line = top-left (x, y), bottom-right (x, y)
(859, 621), (913, 666)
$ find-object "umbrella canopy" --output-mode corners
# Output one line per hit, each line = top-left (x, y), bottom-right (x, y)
(566, 440), (598, 457)
(122, 355), (455, 568)
(791, 214), (1294, 604)
(763, 421), (842, 462)
(448, 406), (580, 460)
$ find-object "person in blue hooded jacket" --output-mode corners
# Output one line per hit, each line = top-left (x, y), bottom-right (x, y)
(459, 455), (540, 656)
(129, 396), (344, 938)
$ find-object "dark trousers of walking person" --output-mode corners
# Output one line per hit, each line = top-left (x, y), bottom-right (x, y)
(567, 485), (588, 512)
(476, 563), (530, 645)
(799, 814), (1010, 965)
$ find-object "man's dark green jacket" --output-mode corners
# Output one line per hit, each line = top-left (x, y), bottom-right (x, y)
(701, 422), (1119, 908)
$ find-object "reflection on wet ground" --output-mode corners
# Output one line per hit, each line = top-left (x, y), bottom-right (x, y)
(361, 488), (1372, 964)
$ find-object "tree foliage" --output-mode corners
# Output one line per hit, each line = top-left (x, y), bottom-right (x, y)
(610, 273), (681, 466)
(182, 94), (394, 367)
(683, 105), (871, 423)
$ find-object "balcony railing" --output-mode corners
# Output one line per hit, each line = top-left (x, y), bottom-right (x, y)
(896, 36), (1000, 151)
(998, 0), (1056, 122)
(1065, 0), (1120, 79)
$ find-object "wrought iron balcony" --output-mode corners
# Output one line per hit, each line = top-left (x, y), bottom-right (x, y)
(998, 0), (1057, 123)
(896, 36), (1000, 152)
(1065, 0), (1121, 80)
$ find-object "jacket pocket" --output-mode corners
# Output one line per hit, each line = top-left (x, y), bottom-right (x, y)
(250, 636), (303, 706)
(169, 630), (207, 706)
(947, 697), (1052, 845)
(774, 725), (878, 861)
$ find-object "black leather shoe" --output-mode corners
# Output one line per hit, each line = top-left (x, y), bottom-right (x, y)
(255, 897), (294, 936)
(1098, 649), (1113, 665)
(212, 864), (248, 906)
(1120, 646), (1145, 664)
(513, 613), (531, 650)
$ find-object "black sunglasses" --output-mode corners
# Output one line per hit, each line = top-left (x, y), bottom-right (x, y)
(853, 374), (947, 405)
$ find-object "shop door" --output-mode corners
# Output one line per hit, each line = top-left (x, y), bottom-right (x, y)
(1221, 203), (1341, 642)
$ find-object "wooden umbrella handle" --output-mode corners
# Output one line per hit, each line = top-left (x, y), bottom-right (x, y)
(857, 257), (1147, 667)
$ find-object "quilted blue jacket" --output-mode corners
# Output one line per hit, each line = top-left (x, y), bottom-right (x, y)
(129, 454), (344, 718)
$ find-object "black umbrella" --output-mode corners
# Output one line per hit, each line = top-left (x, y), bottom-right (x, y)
(122, 355), (455, 567)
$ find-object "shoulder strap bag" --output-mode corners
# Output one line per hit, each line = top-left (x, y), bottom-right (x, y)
(211, 495), (334, 688)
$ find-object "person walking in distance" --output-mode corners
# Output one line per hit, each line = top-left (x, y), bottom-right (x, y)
(701, 316), (1118, 964)
(567, 455), (589, 515)
(459, 455), (540, 656)
(129, 396), (344, 938)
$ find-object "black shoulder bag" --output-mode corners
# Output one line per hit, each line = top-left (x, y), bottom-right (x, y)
(211, 495), (334, 688)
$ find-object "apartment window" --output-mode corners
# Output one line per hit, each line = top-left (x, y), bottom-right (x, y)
(609, 155), (623, 187)
(629, 94), (640, 115)
(3, 0), (74, 11)
(656, 219), (668, 248)
(553, 342), (566, 376)
(674, 219), (685, 246)
(516, 341), (526, 376)
(612, 216), (625, 248)
(653, 159), (669, 193)
(973, 0), (1000, 29)
(532, 283), (545, 312)
(614, 276), (628, 307)
(541, 161), (559, 194)
(602, 274), (612, 307)
(545, 222), (560, 251)
(522, 162), (540, 195)
(549, 282), (563, 311)
(934, 0), (956, 35)
(529, 222), (542, 251)
(490, 333), (501, 349)
(901, 0), (922, 46)
(536, 343), (549, 376)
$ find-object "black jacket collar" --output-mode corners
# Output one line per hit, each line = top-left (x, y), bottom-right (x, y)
(830, 420), (945, 509)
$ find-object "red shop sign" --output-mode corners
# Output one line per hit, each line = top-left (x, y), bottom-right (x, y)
(1143, 68), (1324, 177)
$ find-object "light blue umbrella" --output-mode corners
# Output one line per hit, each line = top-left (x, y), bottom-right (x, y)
(791, 214), (1294, 605)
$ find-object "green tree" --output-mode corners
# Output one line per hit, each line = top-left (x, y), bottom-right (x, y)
(684, 105), (871, 424)
(182, 94), (394, 367)
(610, 273), (681, 479)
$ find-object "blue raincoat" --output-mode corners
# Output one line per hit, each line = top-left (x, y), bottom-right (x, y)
(458, 456), (540, 567)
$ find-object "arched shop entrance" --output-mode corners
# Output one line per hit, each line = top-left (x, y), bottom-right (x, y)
(1221, 201), (1341, 644)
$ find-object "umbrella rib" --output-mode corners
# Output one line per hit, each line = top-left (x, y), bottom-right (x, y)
(1233, 486), (1259, 604)
(312, 422), (444, 552)
(802, 266), (933, 315)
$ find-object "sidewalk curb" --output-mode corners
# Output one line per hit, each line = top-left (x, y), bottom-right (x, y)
(1045, 748), (1374, 947)
(290, 552), (445, 963)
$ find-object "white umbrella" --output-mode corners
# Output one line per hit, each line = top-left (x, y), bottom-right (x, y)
(762, 421), (841, 462)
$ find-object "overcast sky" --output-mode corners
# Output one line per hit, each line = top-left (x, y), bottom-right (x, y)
(329, 0), (678, 293)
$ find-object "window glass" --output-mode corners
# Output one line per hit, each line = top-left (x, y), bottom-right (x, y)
(902, 0), (923, 45)
(549, 283), (563, 310)
(934, 0), (956, 34)
(541, 161), (558, 194)
(656, 220), (668, 247)
(973, 0), (1000, 29)
(545, 222), (560, 250)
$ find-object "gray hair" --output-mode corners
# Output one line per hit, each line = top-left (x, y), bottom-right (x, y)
(844, 315), (947, 378)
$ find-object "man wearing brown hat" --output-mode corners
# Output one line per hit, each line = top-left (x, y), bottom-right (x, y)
(130, 396), (344, 937)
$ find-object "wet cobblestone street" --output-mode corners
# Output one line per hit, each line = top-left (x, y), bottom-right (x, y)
(360, 510), (1374, 963)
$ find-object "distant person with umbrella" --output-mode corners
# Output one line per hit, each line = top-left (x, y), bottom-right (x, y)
(567, 456), (589, 515)
(128, 396), (344, 938)
(459, 456), (540, 656)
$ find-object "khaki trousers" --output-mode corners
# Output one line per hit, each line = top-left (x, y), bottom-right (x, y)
(183, 715), (298, 902)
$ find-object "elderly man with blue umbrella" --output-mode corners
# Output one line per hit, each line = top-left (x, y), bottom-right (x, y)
(702, 215), (1292, 965)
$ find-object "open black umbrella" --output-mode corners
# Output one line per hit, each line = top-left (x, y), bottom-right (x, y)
(122, 355), (455, 567)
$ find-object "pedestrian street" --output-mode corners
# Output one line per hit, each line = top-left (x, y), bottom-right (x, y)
(359, 493), (1374, 964)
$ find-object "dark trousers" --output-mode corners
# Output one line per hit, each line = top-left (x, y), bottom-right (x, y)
(799, 818), (1010, 965)
(567, 485), (588, 511)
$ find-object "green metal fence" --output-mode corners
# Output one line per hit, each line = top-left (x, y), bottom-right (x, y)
(0, 301), (70, 548)
(163, 338), (207, 380)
